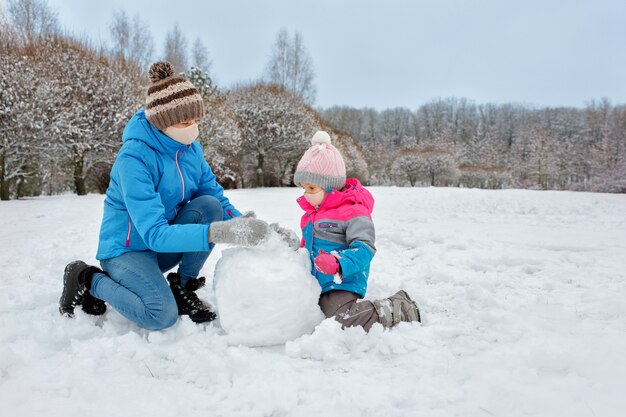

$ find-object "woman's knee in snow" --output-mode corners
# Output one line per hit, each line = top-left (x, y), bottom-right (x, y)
(142, 299), (178, 330)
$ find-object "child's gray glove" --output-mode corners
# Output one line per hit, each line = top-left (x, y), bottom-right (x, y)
(210, 217), (270, 246)
(270, 223), (300, 250)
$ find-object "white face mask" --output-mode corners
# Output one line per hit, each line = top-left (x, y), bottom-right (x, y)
(304, 190), (326, 207)
(163, 124), (199, 145)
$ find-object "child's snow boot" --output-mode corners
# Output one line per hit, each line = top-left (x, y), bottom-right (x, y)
(374, 290), (421, 327)
(59, 260), (104, 317)
(167, 273), (216, 323)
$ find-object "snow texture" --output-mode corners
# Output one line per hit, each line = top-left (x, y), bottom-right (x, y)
(214, 234), (324, 346)
(1, 187), (625, 417)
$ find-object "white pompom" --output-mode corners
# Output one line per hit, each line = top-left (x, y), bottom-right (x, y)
(311, 131), (332, 145)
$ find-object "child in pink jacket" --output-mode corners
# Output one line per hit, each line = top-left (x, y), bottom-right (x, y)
(292, 131), (421, 332)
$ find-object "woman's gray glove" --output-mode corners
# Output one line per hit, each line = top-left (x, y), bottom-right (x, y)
(270, 223), (300, 250)
(242, 210), (256, 218)
(210, 217), (270, 246)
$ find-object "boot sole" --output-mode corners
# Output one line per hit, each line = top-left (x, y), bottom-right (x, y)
(190, 311), (217, 323)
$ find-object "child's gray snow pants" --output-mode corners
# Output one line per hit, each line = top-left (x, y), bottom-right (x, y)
(319, 290), (382, 332)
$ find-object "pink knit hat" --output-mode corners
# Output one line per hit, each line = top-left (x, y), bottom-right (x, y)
(294, 131), (346, 190)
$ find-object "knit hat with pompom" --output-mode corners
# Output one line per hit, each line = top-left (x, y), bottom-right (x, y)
(145, 61), (204, 130)
(293, 131), (346, 190)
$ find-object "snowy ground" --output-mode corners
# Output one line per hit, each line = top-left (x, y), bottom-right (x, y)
(1, 187), (625, 417)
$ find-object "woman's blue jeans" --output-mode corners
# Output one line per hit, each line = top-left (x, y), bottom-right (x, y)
(90, 195), (223, 330)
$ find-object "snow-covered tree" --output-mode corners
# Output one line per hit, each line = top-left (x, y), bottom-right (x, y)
(457, 104), (508, 169)
(390, 150), (422, 187)
(379, 107), (415, 146)
(586, 104), (626, 192)
(191, 37), (212, 77)
(0, 1), (6, 26)
(458, 165), (512, 189)
(186, 66), (218, 100)
(265, 29), (316, 105)
(163, 23), (188, 73)
(109, 10), (154, 71)
(228, 83), (316, 187)
(391, 148), (458, 187)
(1, 7), (146, 199)
(321, 106), (363, 141)
(33, 36), (140, 196)
(185, 68), (242, 188)
(334, 133), (369, 184)
(416, 99), (456, 145)
(6, 0), (58, 44)
(511, 125), (561, 190)
(0, 52), (41, 199)
(200, 96), (243, 189)
(320, 106), (380, 144)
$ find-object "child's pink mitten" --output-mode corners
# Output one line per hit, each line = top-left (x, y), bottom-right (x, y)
(314, 250), (341, 275)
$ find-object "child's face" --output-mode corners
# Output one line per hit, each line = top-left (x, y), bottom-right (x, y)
(301, 183), (324, 194)
(301, 182), (326, 207)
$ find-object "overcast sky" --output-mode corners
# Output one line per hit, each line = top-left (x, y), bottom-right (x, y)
(39, 0), (626, 110)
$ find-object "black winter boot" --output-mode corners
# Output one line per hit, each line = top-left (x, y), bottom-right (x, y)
(59, 260), (105, 317)
(167, 273), (216, 323)
(81, 292), (107, 316)
(183, 276), (206, 291)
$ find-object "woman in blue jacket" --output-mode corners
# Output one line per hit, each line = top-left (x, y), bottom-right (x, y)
(59, 61), (270, 330)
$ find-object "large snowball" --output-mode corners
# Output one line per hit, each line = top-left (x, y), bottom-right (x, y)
(214, 234), (325, 346)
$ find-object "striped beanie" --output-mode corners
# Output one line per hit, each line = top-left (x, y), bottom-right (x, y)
(145, 61), (205, 130)
(294, 131), (346, 190)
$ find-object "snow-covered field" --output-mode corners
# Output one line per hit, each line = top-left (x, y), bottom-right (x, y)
(1, 187), (625, 417)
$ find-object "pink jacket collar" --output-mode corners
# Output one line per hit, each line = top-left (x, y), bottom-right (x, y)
(296, 178), (374, 214)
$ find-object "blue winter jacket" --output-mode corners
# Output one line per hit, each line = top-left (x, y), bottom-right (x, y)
(298, 179), (376, 297)
(96, 110), (241, 260)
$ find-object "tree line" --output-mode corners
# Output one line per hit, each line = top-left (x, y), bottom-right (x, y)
(322, 99), (626, 192)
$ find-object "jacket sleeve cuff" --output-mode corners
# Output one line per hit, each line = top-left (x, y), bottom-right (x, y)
(224, 208), (242, 220)
(202, 224), (211, 251)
